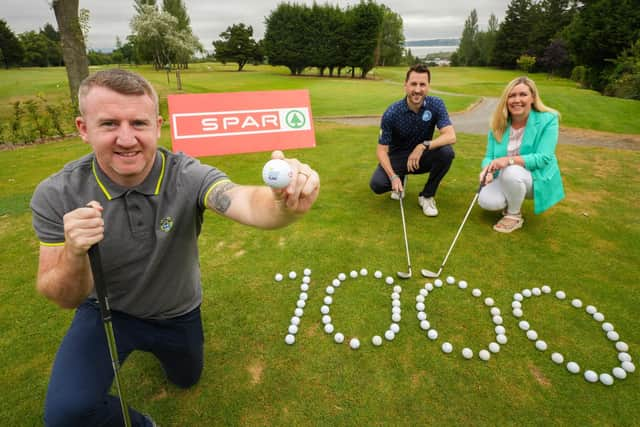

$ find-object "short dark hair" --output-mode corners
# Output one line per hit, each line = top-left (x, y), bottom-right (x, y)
(78, 69), (159, 115)
(405, 63), (431, 83)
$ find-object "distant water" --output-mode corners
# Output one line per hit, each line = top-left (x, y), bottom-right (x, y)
(406, 46), (458, 57)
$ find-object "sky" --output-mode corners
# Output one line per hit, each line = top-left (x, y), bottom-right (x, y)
(1, 0), (510, 51)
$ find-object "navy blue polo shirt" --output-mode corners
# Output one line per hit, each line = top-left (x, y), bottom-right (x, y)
(379, 96), (452, 155)
(30, 147), (228, 319)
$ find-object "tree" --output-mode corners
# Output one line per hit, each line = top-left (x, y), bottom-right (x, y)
(493, 0), (535, 68)
(377, 5), (404, 66)
(40, 23), (64, 66)
(476, 14), (499, 66)
(345, 0), (383, 78)
(0, 19), (24, 68)
(212, 23), (262, 71)
(516, 54), (536, 73)
(539, 38), (572, 77)
(604, 39), (640, 99)
(52, 0), (89, 108)
(131, 4), (202, 70)
(564, 0), (640, 91)
(457, 9), (479, 66)
(20, 31), (51, 66)
(163, 0), (190, 31)
(264, 3), (311, 75)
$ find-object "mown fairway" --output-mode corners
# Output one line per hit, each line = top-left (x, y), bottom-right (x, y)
(0, 65), (638, 426)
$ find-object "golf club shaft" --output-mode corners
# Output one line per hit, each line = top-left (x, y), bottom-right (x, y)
(399, 195), (412, 274)
(88, 245), (132, 427)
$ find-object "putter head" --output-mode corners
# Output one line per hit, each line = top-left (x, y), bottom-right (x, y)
(421, 268), (440, 278)
(397, 269), (412, 279)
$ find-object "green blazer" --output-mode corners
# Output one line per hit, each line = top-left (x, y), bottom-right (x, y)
(481, 110), (565, 214)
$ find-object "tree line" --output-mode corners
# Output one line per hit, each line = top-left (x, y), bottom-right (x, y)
(453, 0), (640, 98)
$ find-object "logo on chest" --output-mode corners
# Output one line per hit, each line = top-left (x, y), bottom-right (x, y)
(160, 216), (174, 233)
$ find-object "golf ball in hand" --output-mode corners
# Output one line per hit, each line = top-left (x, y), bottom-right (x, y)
(262, 159), (292, 188)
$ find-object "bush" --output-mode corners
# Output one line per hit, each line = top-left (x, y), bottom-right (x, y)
(570, 65), (588, 87)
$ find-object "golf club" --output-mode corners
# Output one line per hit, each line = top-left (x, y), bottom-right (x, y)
(88, 244), (132, 427)
(421, 169), (490, 278)
(397, 175), (412, 279)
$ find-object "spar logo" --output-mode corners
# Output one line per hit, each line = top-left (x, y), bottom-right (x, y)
(172, 107), (311, 140)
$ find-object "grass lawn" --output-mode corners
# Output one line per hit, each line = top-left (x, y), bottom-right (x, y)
(0, 65), (638, 426)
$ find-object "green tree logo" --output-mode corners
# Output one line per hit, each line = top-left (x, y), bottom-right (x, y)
(285, 110), (306, 129)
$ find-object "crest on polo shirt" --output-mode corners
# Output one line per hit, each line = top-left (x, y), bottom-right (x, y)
(160, 216), (174, 232)
(422, 110), (432, 122)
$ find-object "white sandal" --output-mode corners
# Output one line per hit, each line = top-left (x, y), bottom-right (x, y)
(493, 214), (524, 233)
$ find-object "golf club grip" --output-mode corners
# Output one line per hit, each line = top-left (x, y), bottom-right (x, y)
(87, 245), (111, 321)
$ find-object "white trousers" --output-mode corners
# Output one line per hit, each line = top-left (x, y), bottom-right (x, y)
(478, 165), (533, 215)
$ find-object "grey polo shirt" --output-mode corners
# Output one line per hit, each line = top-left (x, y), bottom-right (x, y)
(31, 147), (228, 319)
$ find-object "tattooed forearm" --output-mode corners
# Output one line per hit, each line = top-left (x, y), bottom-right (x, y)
(207, 181), (237, 213)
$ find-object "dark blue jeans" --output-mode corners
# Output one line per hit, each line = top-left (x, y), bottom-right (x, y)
(370, 145), (455, 198)
(44, 300), (204, 427)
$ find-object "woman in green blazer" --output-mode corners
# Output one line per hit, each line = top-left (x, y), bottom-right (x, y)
(479, 76), (565, 233)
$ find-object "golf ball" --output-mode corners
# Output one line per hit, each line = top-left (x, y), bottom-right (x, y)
(490, 307), (501, 316)
(323, 296), (333, 305)
(320, 305), (330, 314)
(585, 305), (597, 314)
(303, 268), (311, 276)
(360, 268), (368, 276)
(392, 299), (401, 308)
(425, 283), (434, 291)
(522, 289), (532, 298)
(512, 301), (522, 309)
(285, 334), (295, 345)
(302, 276), (311, 284)
(294, 308), (304, 317)
(458, 280), (468, 289)
(472, 288), (482, 297)
(374, 270), (383, 279)
(332, 279), (340, 287)
(446, 276), (455, 284)
(372, 335), (383, 346)
(621, 361), (636, 373)
(584, 370), (598, 383)
(289, 271), (297, 280)
(532, 287), (541, 296)
(492, 315), (503, 325)
(593, 312), (604, 322)
(416, 295), (425, 303)
(571, 298), (583, 308)
(618, 352), (631, 363)
(555, 290), (566, 300)
(512, 308), (523, 318)
(322, 315), (332, 325)
(479, 350), (491, 361)
(462, 348), (473, 359)
(326, 286), (335, 295)
(526, 330), (538, 341)
(416, 302), (425, 311)
(612, 367), (627, 379)
(484, 297), (494, 307)
(288, 324), (298, 335)
(392, 292), (400, 300)
(384, 330), (396, 341)
(519, 320), (530, 331)
(392, 306), (402, 315)
(541, 285), (551, 294)
(324, 323), (334, 334)
(350, 338), (360, 349)
(615, 341), (629, 352)
(391, 313), (401, 323)
(599, 373), (614, 386)
(393, 285), (402, 293)
(427, 329), (438, 340)
(291, 316), (301, 326)
(442, 342), (453, 353)
(602, 322), (614, 333)
(262, 159), (293, 188)
(513, 293), (523, 301)
(416, 310), (427, 321)
(551, 352), (564, 364)
(566, 361), (580, 374)
(336, 273), (345, 281)
(488, 342), (500, 353)
(495, 325), (506, 335)
(434, 279), (443, 287)
(296, 300), (306, 309)
(274, 273), (284, 282)
(496, 334), (508, 345)
(420, 320), (430, 330)
(334, 332), (345, 343)
(300, 283), (309, 292)
(390, 323), (400, 334)
(349, 270), (358, 278)
(299, 292), (308, 301)
(385, 276), (394, 285)
(607, 331), (620, 342)
(535, 340), (547, 351)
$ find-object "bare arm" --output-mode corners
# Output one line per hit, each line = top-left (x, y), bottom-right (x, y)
(36, 202), (104, 309)
(376, 144), (403, 193)
(429, 124), (456, 149)
(206, 151), (320, 229)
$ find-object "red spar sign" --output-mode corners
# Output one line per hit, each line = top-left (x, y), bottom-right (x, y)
(168, 90), (315, 157)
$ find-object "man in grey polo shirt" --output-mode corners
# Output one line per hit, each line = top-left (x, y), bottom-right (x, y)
(30, 69), (320, 427)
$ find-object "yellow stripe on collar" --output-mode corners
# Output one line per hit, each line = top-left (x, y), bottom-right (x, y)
(92, 159), (112, 201)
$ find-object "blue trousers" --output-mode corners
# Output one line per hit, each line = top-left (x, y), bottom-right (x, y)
(369, 145), (455, 198)
(44, 300), (204, 427)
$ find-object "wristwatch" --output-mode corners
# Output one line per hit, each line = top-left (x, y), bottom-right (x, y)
(508, 157), (515, 166)
(422, 141), (431, 150)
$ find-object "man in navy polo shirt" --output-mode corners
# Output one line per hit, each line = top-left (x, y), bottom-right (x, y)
(30, 69), (320, 426)
(369, 63), (456, 216)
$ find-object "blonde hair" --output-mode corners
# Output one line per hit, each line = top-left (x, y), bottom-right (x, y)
(78, 69), (159, 116)
(489, 76), (559, 141)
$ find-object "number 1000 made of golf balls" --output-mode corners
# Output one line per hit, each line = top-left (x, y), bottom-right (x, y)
(262, 159), (292, 189)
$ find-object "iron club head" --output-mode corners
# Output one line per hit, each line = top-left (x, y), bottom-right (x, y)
(421, 268), (440, 278)
(397, 269), (412, 279)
